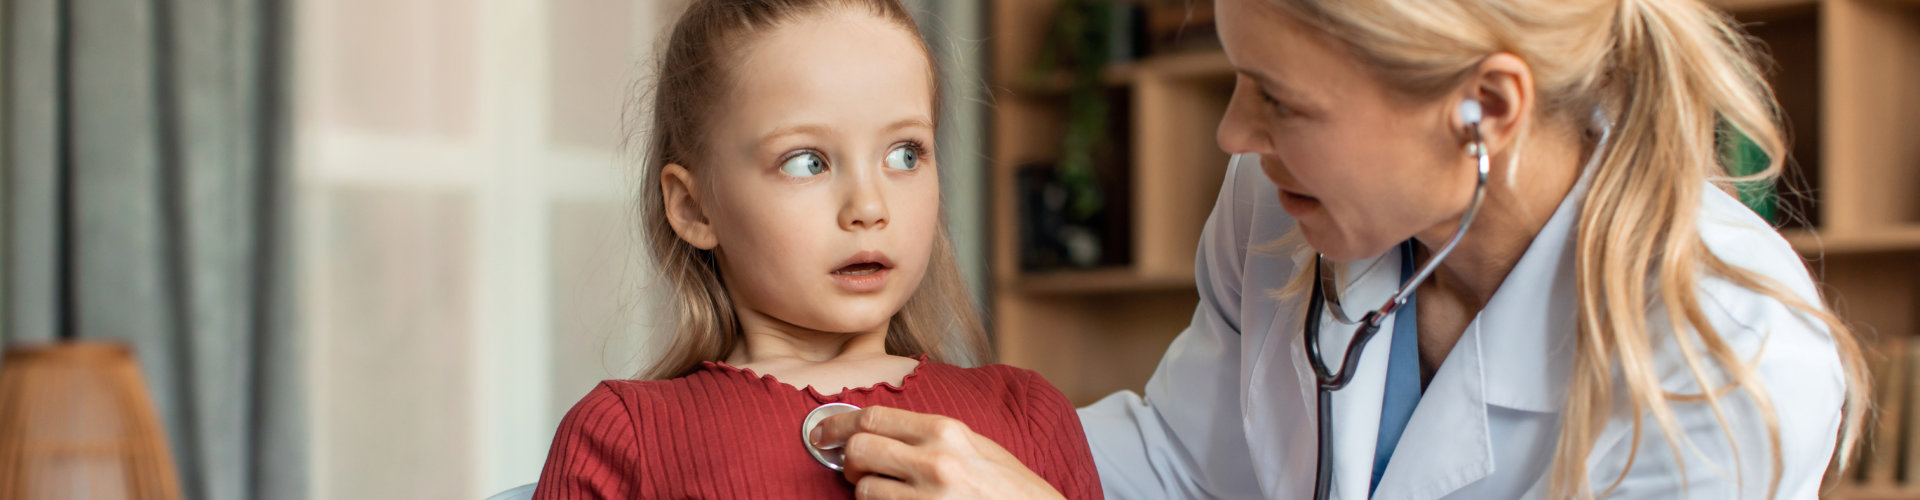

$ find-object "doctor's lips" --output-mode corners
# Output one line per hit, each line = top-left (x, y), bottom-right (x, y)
(1276, 186), (1323, 217)
(831, 251), (894, 292)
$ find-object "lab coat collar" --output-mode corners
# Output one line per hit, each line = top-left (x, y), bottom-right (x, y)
(1362, 178), (1588, 499)
(1472, 174), (1586, 413)
(1351, 173), (1589, 500)
(1246, 170), (1589, 499)
(1326, 169), (1586, 415)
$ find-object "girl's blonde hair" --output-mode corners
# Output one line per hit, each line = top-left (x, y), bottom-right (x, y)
(632, 0), (988, 380)
(1261, 0), (1868, 497)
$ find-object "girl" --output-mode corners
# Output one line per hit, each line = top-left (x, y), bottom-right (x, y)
(532, 1), (1101, 499)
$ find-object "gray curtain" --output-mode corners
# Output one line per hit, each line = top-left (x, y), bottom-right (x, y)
(903, 0), (991, 306)
(2, 1), (303, 499)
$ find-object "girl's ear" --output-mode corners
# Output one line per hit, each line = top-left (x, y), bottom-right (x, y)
(661, 163), (719, 250)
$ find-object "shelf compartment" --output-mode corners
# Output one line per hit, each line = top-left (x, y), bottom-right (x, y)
(1129, 64), (1235, 280)
(1728, 2), (1826, 229)
(1785, 226), (1920, 255)
(1012, 267), (1195, 295)
(992, 290), (1198, 405)
(1824, 0), (1920, 231)
(1005, 49), (1236, 95)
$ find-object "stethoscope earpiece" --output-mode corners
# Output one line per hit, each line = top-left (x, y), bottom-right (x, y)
(1460, 99), (1487, 157)
(1458, 99), (1484, 127)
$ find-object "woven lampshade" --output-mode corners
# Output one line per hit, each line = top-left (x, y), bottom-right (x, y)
(0, 340), (182, 500)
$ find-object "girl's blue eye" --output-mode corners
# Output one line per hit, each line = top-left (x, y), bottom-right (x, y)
(779, 152), (827, 177)
(885, 144), (919, 171)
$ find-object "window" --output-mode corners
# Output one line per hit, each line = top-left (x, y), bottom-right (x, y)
(293, 1), (688, 497)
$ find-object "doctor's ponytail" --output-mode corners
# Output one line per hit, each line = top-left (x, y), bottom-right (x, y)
(1557, 0), (1869, 498)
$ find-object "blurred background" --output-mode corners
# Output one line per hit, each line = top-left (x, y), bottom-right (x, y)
(2, 0), (1917, 499)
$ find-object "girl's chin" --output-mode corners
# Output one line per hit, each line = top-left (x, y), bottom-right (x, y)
(791, 301), (903, 334)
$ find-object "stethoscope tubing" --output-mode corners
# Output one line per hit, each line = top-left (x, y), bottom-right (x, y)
(1305, 122), (1491, 500)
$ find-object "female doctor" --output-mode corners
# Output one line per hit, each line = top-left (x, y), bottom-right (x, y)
(810, 0), (1869, 497)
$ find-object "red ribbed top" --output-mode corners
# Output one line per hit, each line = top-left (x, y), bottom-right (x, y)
(532, 355), (1102, 499)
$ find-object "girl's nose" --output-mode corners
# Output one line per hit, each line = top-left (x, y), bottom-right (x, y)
(838, 169), (889, 231)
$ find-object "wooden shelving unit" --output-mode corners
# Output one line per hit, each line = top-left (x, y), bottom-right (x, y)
(986, 1), (1920, 497)
(989, 0), (1236, 407)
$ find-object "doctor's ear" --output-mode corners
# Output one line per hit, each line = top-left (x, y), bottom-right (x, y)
(1454, 52), (1535, 152)
(661, 163), (719, 250)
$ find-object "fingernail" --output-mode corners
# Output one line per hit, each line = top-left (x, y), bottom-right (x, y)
(809, 426), (823, 446)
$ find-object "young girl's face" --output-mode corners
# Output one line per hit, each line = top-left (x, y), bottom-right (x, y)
(677, 9), (940, 335)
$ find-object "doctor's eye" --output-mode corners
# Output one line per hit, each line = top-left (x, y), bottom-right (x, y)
(885, 142), (924, 171)
(779, 151), (828, 178)
(1257, 88), (1292, 116)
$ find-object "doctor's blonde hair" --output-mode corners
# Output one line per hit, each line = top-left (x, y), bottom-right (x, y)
(631, 0), (988, 380)
(1262, 0), (1868, 497)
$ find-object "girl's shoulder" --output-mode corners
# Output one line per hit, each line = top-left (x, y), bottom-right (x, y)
(914, 361), (1075, 411)
(579, 374), (709, 403)
(550, 378), (680, 428)
(558, 364), (773, 420)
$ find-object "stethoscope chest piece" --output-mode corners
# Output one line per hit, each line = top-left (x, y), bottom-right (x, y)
(801, 402), (861, 471)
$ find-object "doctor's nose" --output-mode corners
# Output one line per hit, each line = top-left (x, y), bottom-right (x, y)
(1218, 80), (1275, 156)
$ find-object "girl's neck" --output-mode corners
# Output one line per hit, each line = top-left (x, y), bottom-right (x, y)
(726, 319), (890, 365)
(722, 304), (918, 395)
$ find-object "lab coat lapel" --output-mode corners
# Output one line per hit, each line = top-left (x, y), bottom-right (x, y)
(1368, 321), (1495, 500)
(1322, 250), (1402, 500)
(1371, 172), (1592, 499)
(1243, 248), (1402, 500)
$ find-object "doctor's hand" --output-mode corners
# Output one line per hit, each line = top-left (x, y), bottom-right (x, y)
(811, 405), (1066, 500)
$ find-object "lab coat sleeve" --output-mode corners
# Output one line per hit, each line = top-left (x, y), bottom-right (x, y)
(1588, 275), (1845, 500)
(1078, 155), (1267, 499)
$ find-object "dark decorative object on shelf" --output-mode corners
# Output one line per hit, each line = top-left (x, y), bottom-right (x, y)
(1031, 0), (1145, 224)
(1017, 1), (1144, 273)
(1018, 162), (1133, 271)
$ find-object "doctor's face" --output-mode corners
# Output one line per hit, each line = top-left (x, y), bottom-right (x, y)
(1214, 0), (1482, 262)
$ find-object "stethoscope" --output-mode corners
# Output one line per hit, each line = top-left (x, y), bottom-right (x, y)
(802, 402), (861, 471)
(1303, 100), (1490, 500)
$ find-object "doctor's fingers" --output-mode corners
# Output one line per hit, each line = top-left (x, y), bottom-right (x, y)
(842, 431), (1045, 500)
(854, 475), (915, 500)
(814, 406), (970, 448)
(840, 432), (932, 485)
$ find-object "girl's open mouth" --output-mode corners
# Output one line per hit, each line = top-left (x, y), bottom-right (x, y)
(831, 252), (894, 292)
(833, 262), (888, 276)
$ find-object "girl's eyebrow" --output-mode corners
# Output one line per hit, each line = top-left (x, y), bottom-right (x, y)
(882, 118), (935, 134)
(758, 118), (935, 147)
(759, 123), (833, 146)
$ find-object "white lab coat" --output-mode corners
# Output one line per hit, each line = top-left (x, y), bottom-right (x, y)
(1079, 154), (1847, 499)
